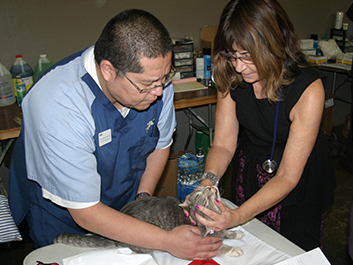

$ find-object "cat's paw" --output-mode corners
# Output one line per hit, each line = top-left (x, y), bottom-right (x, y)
(227, 246), (244, 257)
(219, 244), (244, 257)
(224, 229), (245, 239)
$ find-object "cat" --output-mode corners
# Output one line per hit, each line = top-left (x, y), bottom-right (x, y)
(54, 185), (245, 257)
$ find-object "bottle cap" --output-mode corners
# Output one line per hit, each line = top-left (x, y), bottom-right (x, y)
(40, 54), (47, 58)
(15, 55), (22, 58)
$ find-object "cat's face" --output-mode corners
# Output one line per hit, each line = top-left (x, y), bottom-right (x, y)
(179, 186), (221, 238)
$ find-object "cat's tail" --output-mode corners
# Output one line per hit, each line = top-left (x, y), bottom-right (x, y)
(54, 233), (119, 248)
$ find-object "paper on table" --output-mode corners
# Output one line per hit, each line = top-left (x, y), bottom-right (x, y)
(172, 77), (197, 84)
(322, 63), (351, 71)
(63, 226), (291, 265)
(63, 248), (159, 265)
(173, 82), (208, 93)
(273, 247), (331, 265)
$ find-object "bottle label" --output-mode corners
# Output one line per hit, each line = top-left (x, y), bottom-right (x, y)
(0, 95), (14, 100)
(196, 149), (205, 166)
(0, 80), (14, 98)
(197, 156), (204, 165)
(203, 55), (212, 79)
(16, 84), (26, 94)
(16, 84), (26, 107)
(21, 76), (34, 91)
(12, 76), (33, 96)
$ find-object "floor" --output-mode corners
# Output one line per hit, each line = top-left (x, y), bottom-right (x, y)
(1, 126), (353, 265)
(321, 125), (353, 265)
(1, 220), (35, 265)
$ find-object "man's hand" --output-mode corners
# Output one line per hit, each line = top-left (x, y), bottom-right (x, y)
(164, 225), (222, 260)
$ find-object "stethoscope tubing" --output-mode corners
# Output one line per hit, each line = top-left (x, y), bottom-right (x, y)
(269, 89), (283, 162)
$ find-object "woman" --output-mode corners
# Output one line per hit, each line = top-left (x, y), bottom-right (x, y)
(195, 0), (335, 251)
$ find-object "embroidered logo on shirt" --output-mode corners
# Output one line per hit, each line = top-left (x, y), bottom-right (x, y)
(98, 129), (112, 147)
(146, 119), (155, 133)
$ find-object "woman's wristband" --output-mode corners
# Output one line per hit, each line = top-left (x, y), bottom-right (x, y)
(200, 171), (219, 186)
(135, 192), (151, 200)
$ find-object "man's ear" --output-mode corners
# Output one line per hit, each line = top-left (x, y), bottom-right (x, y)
(99, 60), (117, 81)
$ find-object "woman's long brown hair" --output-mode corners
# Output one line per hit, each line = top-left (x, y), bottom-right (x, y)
(213, 0), (309, 102)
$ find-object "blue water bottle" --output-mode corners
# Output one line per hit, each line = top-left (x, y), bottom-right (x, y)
(15, 75), (26, 107)
(203, 48), (212, 80)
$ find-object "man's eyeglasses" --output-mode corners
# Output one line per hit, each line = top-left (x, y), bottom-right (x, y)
(219, 51), (254, 64)
(117, 65), (177, 93)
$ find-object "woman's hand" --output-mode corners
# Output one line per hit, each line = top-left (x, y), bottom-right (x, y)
(182, 181), (214, 225)
(182, 180), (219, 225)
(194, 199), (240, 232)
(184, 209), (197, 226)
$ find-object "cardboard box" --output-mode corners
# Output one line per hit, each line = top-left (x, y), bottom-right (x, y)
(336, 53), (353, 65)
(200, 27), (218, 62)
(308, 55), (327, 65)
(154, 152), (178, 197)
(303, 49), (317, 56)
(299, 39), (314, 50)
(323, 94), (334, 136)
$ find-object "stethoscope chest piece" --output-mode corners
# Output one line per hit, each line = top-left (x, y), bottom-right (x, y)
(262, 159), (277, 174)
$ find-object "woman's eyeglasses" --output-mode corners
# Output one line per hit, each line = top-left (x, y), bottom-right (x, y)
(219, 51), (253, 64)
(117, 65), (177, 93)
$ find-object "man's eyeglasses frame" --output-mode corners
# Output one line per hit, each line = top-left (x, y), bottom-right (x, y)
(117, 65), (177, 93)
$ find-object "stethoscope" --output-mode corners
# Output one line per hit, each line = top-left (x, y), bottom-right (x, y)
(262, 89), (282, 174)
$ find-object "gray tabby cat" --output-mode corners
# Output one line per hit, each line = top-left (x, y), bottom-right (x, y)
(54, 186), (244, 257)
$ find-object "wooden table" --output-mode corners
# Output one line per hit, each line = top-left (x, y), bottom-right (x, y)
(313, 64), (353, 148)
(0, 85), (218, 149)
(0, 103), (22, 141)
(0, 103), (21, 167)
(314, 64), (351, 96)
(173, 85), (217, 110)
(173, 84), (217, 152)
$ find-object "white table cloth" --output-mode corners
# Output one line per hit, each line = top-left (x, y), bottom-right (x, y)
(24, 199), (305, 265)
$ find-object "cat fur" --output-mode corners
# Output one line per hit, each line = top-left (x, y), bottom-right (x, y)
(54, 186), (244, 257)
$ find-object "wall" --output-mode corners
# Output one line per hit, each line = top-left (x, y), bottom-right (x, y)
(280, 0), (352, 39)
(0, 0), (352, 156)
(1, 0), (228, 69)
(1, 0), (352, 69)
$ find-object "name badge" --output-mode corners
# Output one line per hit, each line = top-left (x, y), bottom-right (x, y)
(98, 129), (112, 147)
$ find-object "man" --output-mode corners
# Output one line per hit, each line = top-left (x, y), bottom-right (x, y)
(9, 9), (221, 260)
